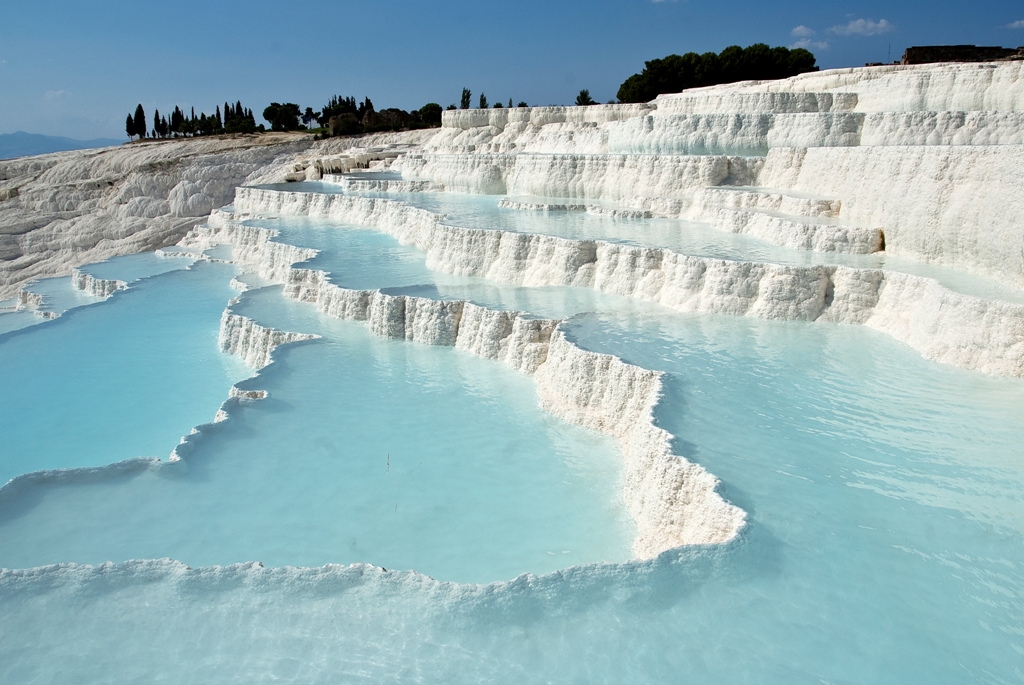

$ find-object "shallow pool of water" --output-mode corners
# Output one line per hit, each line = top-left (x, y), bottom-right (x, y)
(264, 180), (1024, 304)
(2, 180), (1023, 684)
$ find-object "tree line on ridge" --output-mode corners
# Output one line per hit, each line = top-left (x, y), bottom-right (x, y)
(122, 44), (818, 141)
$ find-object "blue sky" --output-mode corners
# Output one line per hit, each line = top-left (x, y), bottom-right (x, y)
(1, 0), (1022, 139)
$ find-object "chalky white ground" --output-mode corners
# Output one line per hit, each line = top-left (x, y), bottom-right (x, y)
(3, 61), (1023, 560)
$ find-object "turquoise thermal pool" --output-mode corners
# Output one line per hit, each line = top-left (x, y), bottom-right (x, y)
(1, 177), (1023, 684)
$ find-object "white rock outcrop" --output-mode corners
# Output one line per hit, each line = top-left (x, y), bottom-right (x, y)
(0, 130), (434, 298)
(4, 60), (1023, 564)
(71, 269), (127, 298)
(195, 213), (746, 557)
(393, 62), (1023, 281)
(226, 187), (1024, 379)
(217, 310), (319, 370)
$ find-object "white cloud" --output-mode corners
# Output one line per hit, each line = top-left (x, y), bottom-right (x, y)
(829, 18), (895, 36)
(1008, 20), (1024, 29)
(791, 38), (830, 51)
(791, 25), (815, 37)
(44, 90), (68, 100)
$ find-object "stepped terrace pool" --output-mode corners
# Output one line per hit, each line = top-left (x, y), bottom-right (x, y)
(1, 178), (1023, 684)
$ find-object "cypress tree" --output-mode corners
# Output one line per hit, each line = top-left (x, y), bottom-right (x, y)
(575, 89), (596, 106)
(126, 114), (136, 140)
(460, 88), (471, 109)
(153, 109), (161, 137)
(478, 93), (487, 109)
(133, 104), (146, 139)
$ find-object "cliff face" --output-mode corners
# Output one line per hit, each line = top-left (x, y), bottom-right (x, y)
(387, 61), (1024, 290)
(0, 130), (434, 298)
(0, 135), (304, 297)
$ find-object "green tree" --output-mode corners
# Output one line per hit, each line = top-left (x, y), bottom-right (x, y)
(358, 97), (374, 122)
(319, 96), (358, 126)
(419, 103), (443, 125)
(616, 44), (819, 103)
(517, 101), (528, 107)
(508, 98), (513, 108)
(460, 88), (471, 109)
(262, 102), (302, 131)
(262, 104), (276, 128)
(125, 114), (136, 140)
(575, 89), (596, 106)
(478, 92), (488, 109)
(133, 104), (146, 140)
(171, 107), (184, 135)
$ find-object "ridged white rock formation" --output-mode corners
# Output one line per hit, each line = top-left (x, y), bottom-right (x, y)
(393, 62), (1023, 273)
(0, 131), (436, 298)
(15, 289), (44, 310)
(757, 145), (1024, 284)
(228, 186), (1024, 378)
(217, 310), (319, 370)
(396, 152), (762, 199)
(320, 174), (438, 193)
(0, 458), (161, 498)
(679, 61), (1024, 112)
(496, 198), (652, 219)
(498, 199), (587, 212)
(0, 135), (308, 297)
(71, 269), (127, 298)
(198, 214), (746, 557)
(534, 331), (741, 552)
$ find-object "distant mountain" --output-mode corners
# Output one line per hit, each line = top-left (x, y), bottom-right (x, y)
(0, 131), (122, 160)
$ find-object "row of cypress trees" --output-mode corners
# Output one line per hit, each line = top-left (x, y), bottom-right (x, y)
(125, 101), (259, 140)
(123, 45), (818, 143)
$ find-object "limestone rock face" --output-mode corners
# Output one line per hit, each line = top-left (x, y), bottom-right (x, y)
(201, 215), (745, 557)
(5, 61), (1024, 560)
(0, 130), (434, 298)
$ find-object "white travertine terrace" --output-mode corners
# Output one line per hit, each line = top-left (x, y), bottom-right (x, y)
(0, 131), (433, 298)
(226, 188), (1024, 379)
(218, 310), (319, 370)
(71, 269), (127, 298)
(389, 62), (1024, 286)
(170, 64), (1024, 556)
(319, 174), (438, 193)
(3, 61), (1023, 563)
(185, 216), (746, 557)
